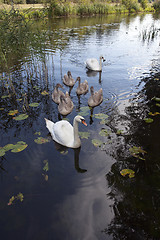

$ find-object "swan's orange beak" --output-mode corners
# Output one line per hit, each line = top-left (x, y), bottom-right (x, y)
(82, 120), (87, 126)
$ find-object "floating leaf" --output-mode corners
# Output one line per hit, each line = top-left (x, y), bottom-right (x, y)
(8, 196), (15, 206)
(8, 110), (18, 116)
(100, 119), (109, 125)
(144, 118), (153, 123)
(79, 131), (90, 139)
(78, 106), (90, 117)
(29, 102), (39, 107)
(60, 150), (68, 155)
(80, 106), (90, 112)
(92, 139), (103, 147)
(154, 78), (159, 81)
(152, 97), (160, 102)
(34, 132), (41, 136)
(1, 94), (11, 99)
(116, 129), (123, 135)
(148, 112), (160, 116)
(8, 193), (24, 206)
(94, 113), (109, 119)
(13, 114), (28, 121)
(156, 103), (160, 107)
(0, 108), (4, 110)
(0, 148), (6, 157)
(42, 173), (48, 181)
(34, 137), (49, 144)
(43, 160), (49, 172)
(17, 98), (22, 102)
(120, 169), (135, 178)
(129, 146), (146, 160)
(41, 90), (49, 96)
(3, 144), (15, 151)
(99, 129), (110, 137)
(33, 86), (40, 90)
(11, 142), (28, 153)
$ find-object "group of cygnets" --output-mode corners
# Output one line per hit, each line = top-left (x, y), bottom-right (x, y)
(52, 71), (103, 116)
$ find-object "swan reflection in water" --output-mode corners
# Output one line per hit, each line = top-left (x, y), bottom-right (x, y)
(54, 141), (87, 173)
(86, 70), (102, 84)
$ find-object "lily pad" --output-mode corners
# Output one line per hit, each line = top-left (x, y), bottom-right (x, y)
(0, 108), (4, 110)
(29, 102), (39, 107)
(144, 118), (153, 123)
(116, 129), (123, 135)
(34, 132), (41, 136)
(43, 160), (49, 172)
(41, 90), (49, 96)
(78, 106), (90, 117)
(99, 129), (110, 137)
(129, 146), (146, 160)
(11, 142), (28, 153)
(3, 144), (15, 151)
(152, 97), (160, 102)
(92, 139), (103, 147)
(79, 131), (90, 139)
(100, 119), (109, 125)
(8, 110), (18, 116)
(1, 94), (11, 99)
(94, 113), (109, 119)
(60, 150), (68, 155)
(0, 148), (6, 157)
(8, 192), (24, 206)
(34, 137), (49, 144)
(17, 98), (22, 102)
(156, 103), (160, 107)
(120, 169), (135, 178)
(13, 114), (28, 121)
(42, 173), (48, 181)
(148, 112), (160, 116)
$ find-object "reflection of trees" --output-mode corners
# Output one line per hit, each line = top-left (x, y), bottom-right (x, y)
(104, 57), (160, 239)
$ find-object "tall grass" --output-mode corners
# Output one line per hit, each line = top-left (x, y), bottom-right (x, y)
(48, 0), (132, 17)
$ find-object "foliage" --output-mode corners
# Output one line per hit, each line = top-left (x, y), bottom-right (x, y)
(0, 9), (47, 72)
(0, 141), (28, 156)
(153, 0), (160, 11)
(8, 193), (24, 206)
(34, 137), (49, 144)
(120, 169), (135, 178)
(122, 0), (141, 12)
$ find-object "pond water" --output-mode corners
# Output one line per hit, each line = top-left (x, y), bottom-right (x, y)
(0, 13), (160, 240)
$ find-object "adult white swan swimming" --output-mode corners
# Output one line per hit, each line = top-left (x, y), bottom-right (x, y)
(85, 56), (105, 71)
(45, 115), (87, 148)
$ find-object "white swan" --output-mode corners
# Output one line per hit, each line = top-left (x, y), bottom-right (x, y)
(44, 115), (87, 148)
(85, 56), (105, 71)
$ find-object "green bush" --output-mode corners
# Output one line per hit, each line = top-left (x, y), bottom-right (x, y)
(153, 0), (160, 11)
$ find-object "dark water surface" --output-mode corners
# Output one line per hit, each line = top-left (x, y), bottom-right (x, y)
(0, 13), (160, 240)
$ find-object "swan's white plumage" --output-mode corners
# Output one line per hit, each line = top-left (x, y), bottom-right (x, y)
(85, 56), (105, 71)
(45, 115), (87, 148)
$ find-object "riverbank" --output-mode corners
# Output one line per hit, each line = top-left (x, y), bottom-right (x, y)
(0, 3), (46, 10)
(0, 2), (155, 18)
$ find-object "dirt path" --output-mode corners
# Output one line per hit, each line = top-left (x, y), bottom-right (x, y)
(0, 3), (46, 10)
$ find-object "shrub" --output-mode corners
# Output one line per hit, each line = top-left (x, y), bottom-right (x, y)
(153, 0), (160, 11)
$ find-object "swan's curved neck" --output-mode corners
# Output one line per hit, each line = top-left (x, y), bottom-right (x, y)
(73, 119), (81, 148)
(99, 58), (102, 70)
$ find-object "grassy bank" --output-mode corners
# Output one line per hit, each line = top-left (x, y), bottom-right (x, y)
(0, 0), (157, 19)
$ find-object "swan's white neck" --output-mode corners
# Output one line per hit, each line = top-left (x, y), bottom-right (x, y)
(73, 118), (81, 148)
(99, 57), (102, 71)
